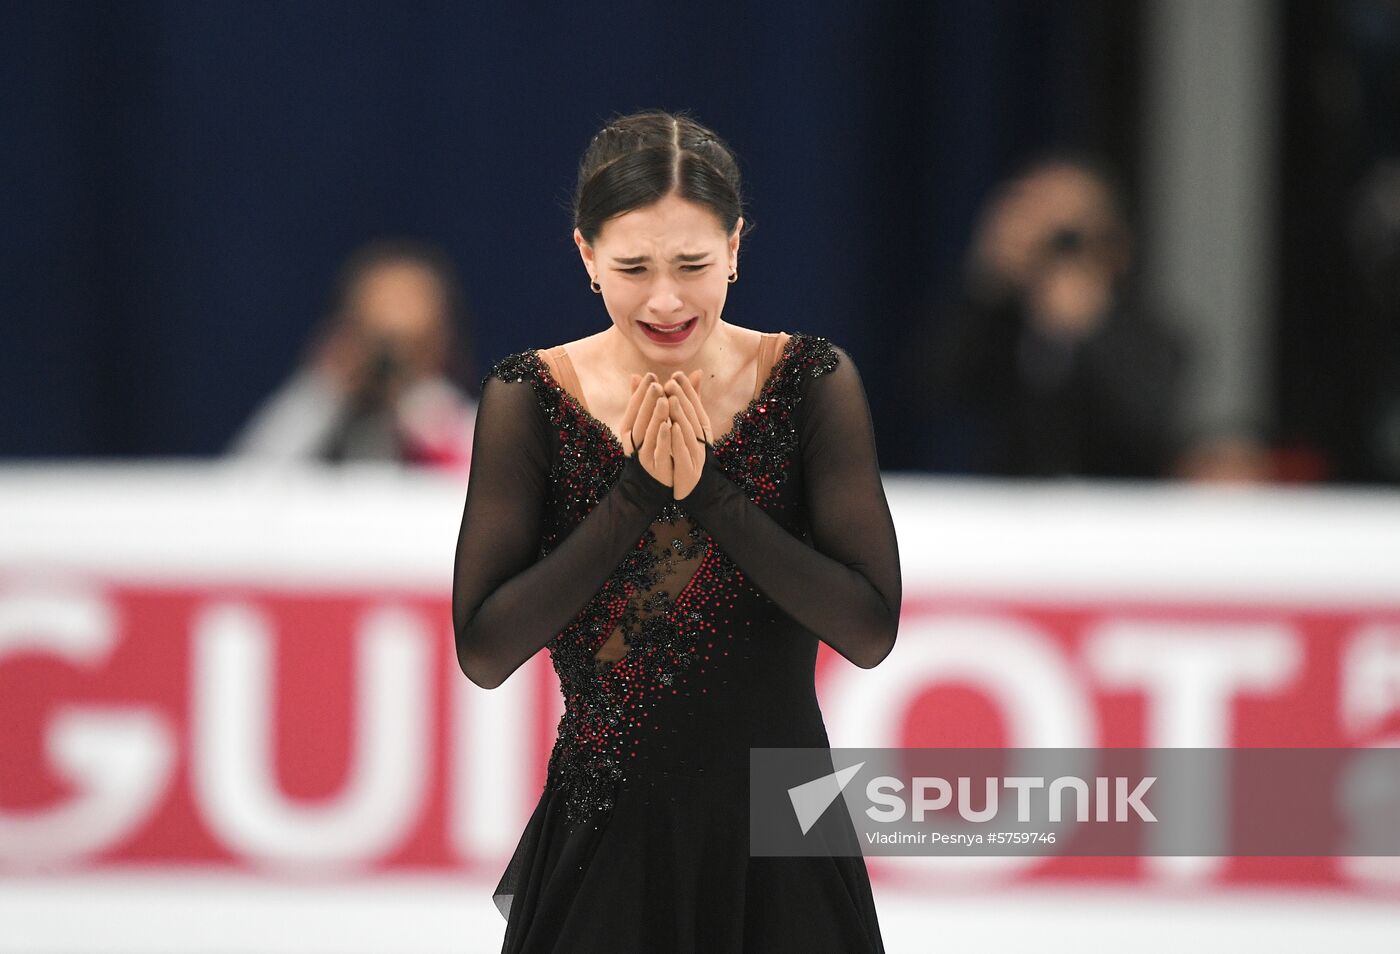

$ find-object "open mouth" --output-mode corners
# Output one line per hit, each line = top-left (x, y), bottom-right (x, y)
(639, 316), (698, 342)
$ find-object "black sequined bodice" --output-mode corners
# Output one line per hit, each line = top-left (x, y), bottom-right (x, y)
(484, 333), (839, 824)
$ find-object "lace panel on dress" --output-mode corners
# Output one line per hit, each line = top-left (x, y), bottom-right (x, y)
(591, 511), (709, 671)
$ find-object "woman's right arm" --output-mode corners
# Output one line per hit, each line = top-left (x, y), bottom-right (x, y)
(452, 372), (672, 689)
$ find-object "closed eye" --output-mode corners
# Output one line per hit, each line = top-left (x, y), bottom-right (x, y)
(616, 264), (711, 275)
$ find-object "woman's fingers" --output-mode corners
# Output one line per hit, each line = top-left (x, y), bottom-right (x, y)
(674, 400), (701, 463)
(671, 369), (714, 445)
(657, 418), (673, 483)
(663, 376), (704, 447)
(670, 392), (705, 500)
(633, 378), (663, 453)
(642, 389), (662, 450)
(685, 370), (715, 444)
(620, 370), (713, 473)
(641, 393), (672, 485)
(620, 372), (650, 454)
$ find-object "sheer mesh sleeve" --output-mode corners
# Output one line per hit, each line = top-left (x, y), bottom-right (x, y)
(681, 346), (902, 668)
(452, 371), (673, 689)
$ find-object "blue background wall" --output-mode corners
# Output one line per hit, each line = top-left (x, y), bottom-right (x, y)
(1, 1), (1106, 466)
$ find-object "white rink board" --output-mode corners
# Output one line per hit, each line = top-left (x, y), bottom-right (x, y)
(1, 463), (1398, 953)
(2, 873), (1398, 954)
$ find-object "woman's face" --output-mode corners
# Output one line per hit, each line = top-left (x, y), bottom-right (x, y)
(575, 192), (741, 360)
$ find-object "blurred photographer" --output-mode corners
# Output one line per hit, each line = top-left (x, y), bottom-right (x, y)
(228, 238), (478, 470)
(905, 152), (1197, 479)
(1344, 159), (1400, 483)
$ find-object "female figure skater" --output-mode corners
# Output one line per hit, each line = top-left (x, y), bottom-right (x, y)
(452, 108), (901, 953)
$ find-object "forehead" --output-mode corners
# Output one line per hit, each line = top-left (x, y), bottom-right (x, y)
(351, 262), (445, 311)
(1031, 165), (1114, 209)
(594, 194), (730, 253)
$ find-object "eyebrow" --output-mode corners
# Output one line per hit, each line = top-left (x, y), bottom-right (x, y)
(611, 252), (711, 265)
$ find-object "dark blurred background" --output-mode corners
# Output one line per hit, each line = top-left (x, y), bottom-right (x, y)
(4, 0), (1398, 485)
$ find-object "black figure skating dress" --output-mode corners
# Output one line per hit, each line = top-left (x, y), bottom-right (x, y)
(452, 330), (902, 953)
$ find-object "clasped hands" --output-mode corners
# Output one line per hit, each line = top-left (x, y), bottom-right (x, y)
(620, 369), (715, 500)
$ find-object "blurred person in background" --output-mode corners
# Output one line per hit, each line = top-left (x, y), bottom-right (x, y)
(228, 237), (478, 471)
(1343, 159), (1400, 482)
(1279, 0), (1400, 485)
(901, 152), (1217, 481)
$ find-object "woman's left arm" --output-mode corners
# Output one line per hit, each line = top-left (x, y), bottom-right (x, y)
(679, 346), (902, 668)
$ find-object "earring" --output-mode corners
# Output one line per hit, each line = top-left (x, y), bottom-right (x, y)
(727, 270), (737, 284)
(590, 277), (602, 293)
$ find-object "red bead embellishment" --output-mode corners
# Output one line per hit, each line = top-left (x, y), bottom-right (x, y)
(481, 333), (839, 824)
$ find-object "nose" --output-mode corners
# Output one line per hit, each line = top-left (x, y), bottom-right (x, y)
(645, 276), (685, 316)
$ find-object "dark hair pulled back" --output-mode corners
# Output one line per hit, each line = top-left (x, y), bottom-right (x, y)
(573, 109), (750, 245)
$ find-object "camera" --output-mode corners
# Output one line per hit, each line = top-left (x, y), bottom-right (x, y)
(1045, 226), (1086, 257)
